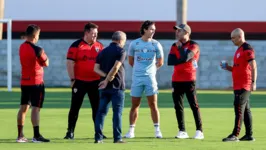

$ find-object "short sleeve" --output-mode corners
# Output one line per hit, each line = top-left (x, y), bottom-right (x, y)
(128, 42), (135, 57)
(156, 42), (164, 59)
(116, 49), (126, 63)
(38, 49), (48, 63)
(244, 49), (255, 62)
(96, 51), (102, 64)
(189, 43), (199, 54)
(66, 42), (79, 61)
(33, 46), (48, 63)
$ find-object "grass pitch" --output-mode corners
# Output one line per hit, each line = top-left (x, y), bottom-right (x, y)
(0, 88), (265, 150)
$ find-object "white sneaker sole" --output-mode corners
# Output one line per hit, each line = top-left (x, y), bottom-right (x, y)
(193, 136), (204, 140)
(124, 135), (135, 138)
(16, 140), (28, 143)
(175, 136), (189, 139)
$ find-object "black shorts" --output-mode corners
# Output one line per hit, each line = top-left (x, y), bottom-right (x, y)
(20, 84), (45, 108)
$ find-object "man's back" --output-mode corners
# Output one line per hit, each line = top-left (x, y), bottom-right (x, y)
(96, 42), (126, 90)
(128, 38), (163, 77)
(19, 42), (47, 85)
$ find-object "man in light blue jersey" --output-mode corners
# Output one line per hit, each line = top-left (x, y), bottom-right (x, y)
(124, 20), (164, 138)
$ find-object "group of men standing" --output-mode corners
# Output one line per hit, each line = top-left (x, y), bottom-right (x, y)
(16, 20), (257, 143)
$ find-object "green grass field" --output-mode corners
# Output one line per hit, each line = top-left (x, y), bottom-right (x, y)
(0, 88), (265, 150)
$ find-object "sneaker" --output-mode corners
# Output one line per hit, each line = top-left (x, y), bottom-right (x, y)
(124, 131), (135, 138)
(175, 131), (189, 139)
(94, 140), (103, 144)
(222, 134), (239, 142)
(64, 131), (74, 139)
(155, 131), (163, 138)
(16, 137), (28, 143)
(32, 135), (50, 143)
(239, 135), (255, 141)
(114, 139), (126, 143)
(193, 130), (204, 139)
(103, 135), (107, 139)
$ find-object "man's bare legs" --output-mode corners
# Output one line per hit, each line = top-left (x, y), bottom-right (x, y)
(17, 105), (30, 139)
(125, 94), (162, 138)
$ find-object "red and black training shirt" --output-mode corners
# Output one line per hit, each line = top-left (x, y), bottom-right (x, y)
(19, 41), (48, 85)
(232, 42), (255, 91)
(66, 39), (104, 81)
(168, 40), (200, 82)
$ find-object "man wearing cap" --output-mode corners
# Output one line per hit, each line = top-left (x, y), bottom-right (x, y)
(167, 24), (204, 140)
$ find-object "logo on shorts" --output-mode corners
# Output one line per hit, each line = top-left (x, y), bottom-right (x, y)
(73, 88), (78, 93)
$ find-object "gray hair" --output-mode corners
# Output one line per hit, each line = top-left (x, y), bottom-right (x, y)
(112, 31), (127, 41)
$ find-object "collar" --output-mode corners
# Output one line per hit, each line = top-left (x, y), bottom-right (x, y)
(110, 42), (119, 46)
(180, 40), (190, 46)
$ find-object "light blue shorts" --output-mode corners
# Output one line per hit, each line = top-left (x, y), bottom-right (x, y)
(130, 76), (158, 97)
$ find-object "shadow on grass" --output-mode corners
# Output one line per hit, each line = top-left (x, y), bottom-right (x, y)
(0, 137), (204, 143)
(0, 92), (265, 109)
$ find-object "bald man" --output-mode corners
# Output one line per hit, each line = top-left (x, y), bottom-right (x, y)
(220, 28), (257, 142)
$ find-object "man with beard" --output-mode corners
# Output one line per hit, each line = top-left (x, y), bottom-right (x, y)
(167, 24), (204, 140)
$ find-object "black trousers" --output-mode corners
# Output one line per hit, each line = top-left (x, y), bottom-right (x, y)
(172, 81), (202, 131)
(67, 79), (100, 132)
(232, 89), (253, 136)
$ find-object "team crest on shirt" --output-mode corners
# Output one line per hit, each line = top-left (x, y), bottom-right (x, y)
(143, 48), (148, 53)
(73, 88), (78, 93)
(95, 47), (99, 52)
(237, 53), (240, 58)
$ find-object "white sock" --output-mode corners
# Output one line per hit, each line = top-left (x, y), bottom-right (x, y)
(154, 123), (160, 132)
(129, 125), (135, 133)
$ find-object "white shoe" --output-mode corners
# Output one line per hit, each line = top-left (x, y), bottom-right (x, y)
(16, 137), (28, 143)
(175, 131), (189, 139)
(155, 131), (163, 138)
(124, 131), (135, 138)
(193, 130), (204, 139)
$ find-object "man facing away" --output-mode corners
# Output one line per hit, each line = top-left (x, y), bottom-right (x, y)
(17, 24), (50, 143)
(221, 28), (257, 142)
(94, 31), (127, 143)
(124, 20), (164, 139)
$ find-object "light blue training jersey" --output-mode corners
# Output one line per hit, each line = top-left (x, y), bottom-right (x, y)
(128, 38), (164, 77)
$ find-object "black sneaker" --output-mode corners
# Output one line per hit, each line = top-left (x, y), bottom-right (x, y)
(32, 135), (50, 143)
(114, 139), (126, 143)
(239, 135), (255, 141)
(64, 131), (74, 139)
(94, 140), (103, 144)
(222, 134), (239, 142)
